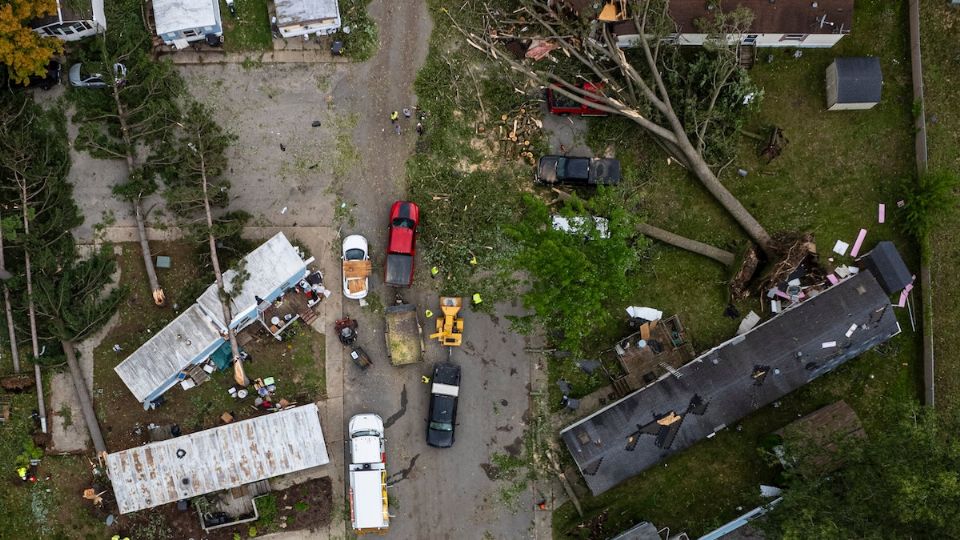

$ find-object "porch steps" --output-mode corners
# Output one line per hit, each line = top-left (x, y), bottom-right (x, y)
(299, 309), (318, 325)
(738, 43), (756, 69)
(612, 377), (632, 398)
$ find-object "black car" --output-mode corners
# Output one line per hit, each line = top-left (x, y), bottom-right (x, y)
(10, 60), (61, 90)
(426, 362), (461, 448)
(536, 155), (621, 186)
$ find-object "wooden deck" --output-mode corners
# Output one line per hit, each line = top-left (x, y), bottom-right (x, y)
(614, 315), (696, 393)
(259, 290), (318, 337)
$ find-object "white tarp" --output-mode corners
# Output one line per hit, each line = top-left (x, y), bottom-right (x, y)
(626, 306), (662, 322)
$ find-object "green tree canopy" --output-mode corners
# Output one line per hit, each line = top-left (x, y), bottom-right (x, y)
(507, 192), (646, 353)
(764, 404), (960, 539)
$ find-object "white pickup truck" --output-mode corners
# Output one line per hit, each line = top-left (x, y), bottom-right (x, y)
(348, 414), (389, 534)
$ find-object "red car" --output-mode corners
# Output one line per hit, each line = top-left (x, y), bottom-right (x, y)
(546, 82), (608, 117)
(385, 201), (420, 287)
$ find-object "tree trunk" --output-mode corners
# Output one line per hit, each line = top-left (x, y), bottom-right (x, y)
(135, 199), (164, 305)
(21, 184), (40, 359)
(111, 82), (164, 306)
(62, 340), (107, 454)
(636, 223), (735, 267)
(0, 210), (19, 373)
(34, 363), (46, 434)
(199, 155), (246, 384)
(676, 138), (775, 255)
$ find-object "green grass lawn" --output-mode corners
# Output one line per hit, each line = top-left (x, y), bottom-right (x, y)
(220, 0), (272, 52)
(920, 1), (960, 417)
(553, 1), (922, 537)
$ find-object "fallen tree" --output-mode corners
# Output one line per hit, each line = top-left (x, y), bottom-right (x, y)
(449, 0), (776, 256)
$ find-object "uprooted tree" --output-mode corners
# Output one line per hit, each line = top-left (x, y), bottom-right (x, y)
(454, 0), (775, 256)
(69, 0), (185, 306)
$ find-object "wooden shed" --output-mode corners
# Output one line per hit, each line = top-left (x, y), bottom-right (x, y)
(826, 57), (883, 110)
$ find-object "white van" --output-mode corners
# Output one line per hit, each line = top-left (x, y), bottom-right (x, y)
(348, 414), (389, 534)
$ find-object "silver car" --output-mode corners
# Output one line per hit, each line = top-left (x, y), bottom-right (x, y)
(68, 63), (127, 88)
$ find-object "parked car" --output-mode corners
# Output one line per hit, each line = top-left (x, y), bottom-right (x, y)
(17, 60), (62, 90)
(426, 362), (461, 448)
(551, 215), (610, 239)
(546, 82), (608, 116)
(68, 62), (127, 88)
(385, 201), (419, 287)
(341, 234), (370, 300)
(536, 155), (621, 186)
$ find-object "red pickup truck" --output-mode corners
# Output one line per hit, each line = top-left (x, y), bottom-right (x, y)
(385, 201), (420, 287)
(546, 82), (608, 117)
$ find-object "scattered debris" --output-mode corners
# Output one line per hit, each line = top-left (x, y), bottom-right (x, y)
(737, 311), (761, 335)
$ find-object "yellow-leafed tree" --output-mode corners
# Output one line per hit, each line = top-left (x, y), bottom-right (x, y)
(0, 0), (63, 84)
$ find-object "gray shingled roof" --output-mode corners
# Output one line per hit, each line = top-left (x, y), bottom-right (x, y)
(833, 57), (883, 104)
(107, 404), (329, 514)
(560, 271), (901, 495)
(859, 241), (910, 294)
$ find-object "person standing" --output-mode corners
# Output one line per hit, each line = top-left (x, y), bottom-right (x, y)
(390, 111), (399, 123)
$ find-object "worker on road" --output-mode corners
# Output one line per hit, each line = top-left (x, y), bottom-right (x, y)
(390, 111), (399, 123)
(425, 309), (434, 318)
(472, 293), (483, 306)
(421, 375), (431, 384)
(430, 266), (439, 278)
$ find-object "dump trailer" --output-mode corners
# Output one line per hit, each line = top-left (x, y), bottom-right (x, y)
(349, 414), (389, 534)
(384, 303), (424, 366)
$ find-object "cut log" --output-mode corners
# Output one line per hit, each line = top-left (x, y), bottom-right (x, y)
(636, 223), (736, 267)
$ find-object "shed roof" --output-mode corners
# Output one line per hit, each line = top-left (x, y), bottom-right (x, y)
(107, 404), (329, 514)
(274, 0), (340, 26)
(197, 233), (308, 327)
(153, 0), (219, 35)
(114, 304), (224, 403)
(560, 272), (900, 495)
(669, 0), (853, 35)
(859, 241), (910, 294)
(832, 57), (883, 104)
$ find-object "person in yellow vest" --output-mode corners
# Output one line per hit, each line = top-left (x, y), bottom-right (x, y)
(17, 466), (27, 481)
(472, 293), (482, 306)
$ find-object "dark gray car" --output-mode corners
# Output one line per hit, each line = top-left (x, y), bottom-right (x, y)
(536, 155), (621, 186)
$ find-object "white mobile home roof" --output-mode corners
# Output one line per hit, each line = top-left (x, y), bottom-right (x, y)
(107, 404), (329, 514)
(114, 304), (224, 403)
(275, 0), (340, 26)
(197, 232), (308, 327)
(153, 0), (218, 35)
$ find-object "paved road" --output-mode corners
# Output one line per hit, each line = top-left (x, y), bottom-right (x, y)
(64, 0), (541, 535)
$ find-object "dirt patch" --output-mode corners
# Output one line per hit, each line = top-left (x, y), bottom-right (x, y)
(108, 477), (334, 539)
(504, 436), (523, 457)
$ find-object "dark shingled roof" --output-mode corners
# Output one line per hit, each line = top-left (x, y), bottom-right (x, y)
(560, 271), (900, 495)
(668, 0), (854, 34)
(832, 57), (883, 104)
(858, 240), (910, 294)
